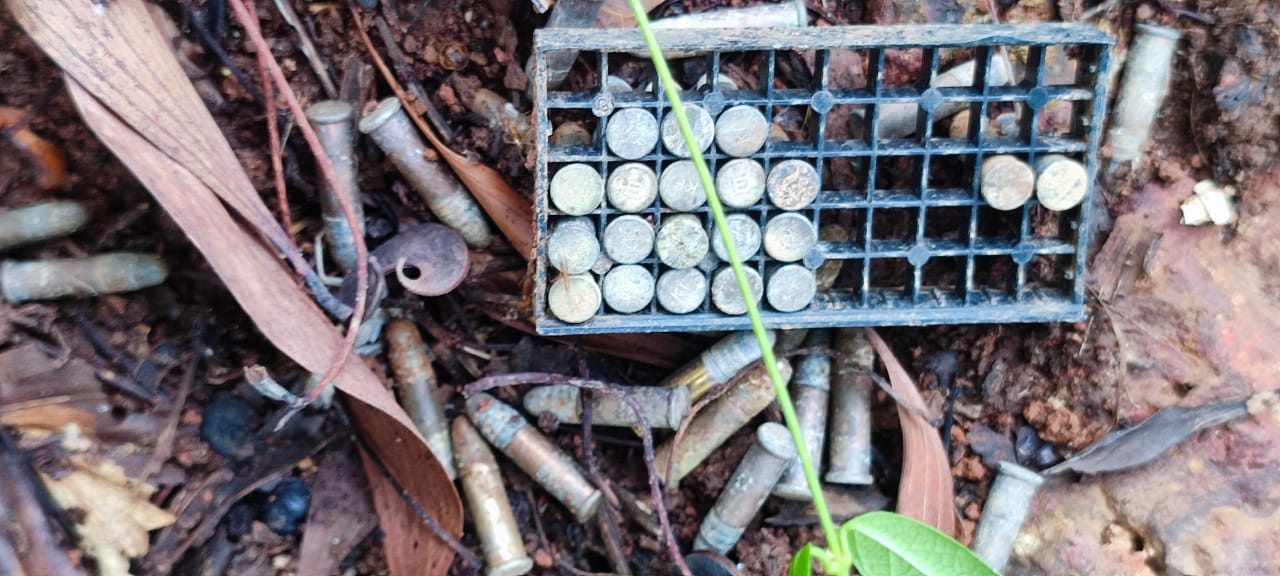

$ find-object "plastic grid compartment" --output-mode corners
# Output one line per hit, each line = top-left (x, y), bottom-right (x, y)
(532, 24), (1112, 335)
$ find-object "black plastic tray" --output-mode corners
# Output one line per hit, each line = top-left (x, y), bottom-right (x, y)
(532, 24), (1112, 335)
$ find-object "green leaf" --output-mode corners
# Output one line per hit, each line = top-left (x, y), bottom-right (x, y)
(843, 512), (998, 576)
(790, 543), (815, 576)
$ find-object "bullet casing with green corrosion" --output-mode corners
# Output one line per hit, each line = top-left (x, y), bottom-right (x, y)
(0, 201), (90, 252)
(1, 253), (167, 303)
(452, 417), (535, 576)
(825, 328), (876, 485)
(654, 358), (792, 484)
(466, 393), (603, 523)
(523, 384), (690, 430)
(694, 422), (797, 554)
(772, 330), (831, 500)
(386, 318), (454, 480)
(662, 330), (777, 401)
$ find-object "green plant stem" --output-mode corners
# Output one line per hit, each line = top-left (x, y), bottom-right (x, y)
(622, 4), (846, 570)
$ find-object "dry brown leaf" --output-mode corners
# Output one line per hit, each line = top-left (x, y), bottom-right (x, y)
(867, 329), (956, 536)
(41, 457), (176, 576)
(297, 449), (378, 576)
(5, 2), (463, 573)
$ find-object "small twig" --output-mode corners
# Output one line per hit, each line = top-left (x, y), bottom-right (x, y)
(352, 431), (482, 569)
(244, 0), (294, 236)
(270, 0), (338, 98)
(137, 340), (201, 488)
(227, 0), (369, 408)
(465, 373), (692, 576)
(370, 14), (457, 146)
(181, 4), (266, 104)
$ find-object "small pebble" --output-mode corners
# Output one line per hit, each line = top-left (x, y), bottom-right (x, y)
(1014, 425), (1041, 465)
(264, 479), (311, 535)
(200, 395), (256, 464)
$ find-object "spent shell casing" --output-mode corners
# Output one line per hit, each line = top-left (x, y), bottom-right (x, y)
(763, 213), (818, 263)
(466, 393), (603, 523)
(386, 318), (454, 479)
(655, 214), (710, 270)
(307, 100), (365, 273)
(359, 98), (491, 248)
(765, 264), (816, 313)
(654, 359), (792, 484)
(825, 328), (875, 485)
(550, 122), (594, 148)
(1034, 154), (1088, 212)
(602, 215), (655, 265)
(523, 384), (690, 430)
(1106, 24), (1180, 173)
(605, 108), (660, 160)
(601, 264), (655, 314)
(549, 163), (605, 216)
(715, 106), (769, 158)
(710, 266), (762, 316)
(715, 159), (767, 209)
(655, 268), (707, 314)
(710, 213), (762, 262)
(606, 162), (659, 213)
(640, 0), (807, 57)
(547, 274), (601, 324)
(662, 330), (778, 401)
(658, 160), (708, 212)
(693, 422), (797, 553)
(0, 201), (90, 252)
(972, 462), (1045, 573)
(980, 155), (1035, 211)
(772, 331), (831, 500)
(547, 217), (600, 275)
(849, 54), (1014, 140)
(1, 253), (167, 303)
(661, 104), (715, 158)
(452, 417), (535, 576)
(766, 160), (820, 211)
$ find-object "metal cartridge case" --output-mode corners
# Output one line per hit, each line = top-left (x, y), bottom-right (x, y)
(606, 162), (659, 213)
(547, 217), (600, 275)
(766, 160), (820, 211)
(659, 160), (708, 211)
(763, 213), (818, 263)
(980, 155), (1035, 211)
(1034, 154), (1087, 212)
(549, 163), (605, 215)
(661, 104), (715, 157)
(825, 328), (875, 485)
(656, 268), (707, 314)
(386, 318), (454, 479)
(523, 384), (690, 429)
(602, 215), (654, 264)
(765, 264), (816, 313)
(656, 214), (709, 269)
(452, 417), (535, 576)
(773, 330), (831, 500)
(849, 55), (1014, 140)
(694, 422), (797, 553)
(307, 100), (365, 273)
(1, 253), (168, 303)
(654, 359), (792, 484)
(358, 97), (491, 248)
(551, 122), (594, 148)
(716, 159), (767, 209)
(662, 330), (778, 401)
(0, 201), (90, 252)
(606, 108), (660, 160)
(650, 0), (805, 31)
(710, 213), (762, 262)
(710, 266), (763, 316)
(972, 462), (1045, 573)
(466, 393), (603, 523)
(1106, 24), (1180, 173)
(601, 264), (655, 314)
(715, 106), (769, 158)
(547, 274), (601, 324)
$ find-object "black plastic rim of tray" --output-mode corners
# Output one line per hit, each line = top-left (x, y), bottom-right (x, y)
(532, 24), (1112, 335)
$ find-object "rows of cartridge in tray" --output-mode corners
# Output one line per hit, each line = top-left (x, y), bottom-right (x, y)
(542, 82), (1093, 324)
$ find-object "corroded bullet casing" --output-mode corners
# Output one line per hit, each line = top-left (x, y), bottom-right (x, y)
(710, 266), (763, 316)
(547, 274), (601, 324)
(547, 217), (600, 275)
(1, 253), (167, 303)
(358, 97), (491, 249)
(694, 422), (797, 553)
(710, 213), (762, 262)
(972, 462), (1045, 573)
(825, 328), (875, 485)
(1106, 24), (1180, 173)
(0, 201), (90, 252)
(1034, 154), (1088, 212)
(452, 417), (535, 576)
(306, 100), (365, 273)
(656, 214), (709, 270)
(523, 384), (690, 430)
(655, 268), (707, 314)
(386, 318), (454, 479)
(765, 264), (816, 313)
(981, 155), (1035, 211)
(551, 122), (594, 148)
(654, 358), (792, 484)
(601, 264), (655, 314)
(763, 212), (818, 263)
(662, 330), (778, 401)
(466, 393), (603, 523)
(549, 163), (605, 216)
(773, 330), (831, 500)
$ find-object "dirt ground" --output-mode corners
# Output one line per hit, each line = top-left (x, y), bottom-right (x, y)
(0, 0), (1276, 574)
